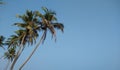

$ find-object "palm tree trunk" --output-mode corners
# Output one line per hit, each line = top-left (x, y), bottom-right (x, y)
(19, 31), (46, 70)
(10, 35), (26, 70)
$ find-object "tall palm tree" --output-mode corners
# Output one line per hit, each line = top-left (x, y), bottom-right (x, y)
(19, 7), (64, 70)
(10, 10), (40, 70)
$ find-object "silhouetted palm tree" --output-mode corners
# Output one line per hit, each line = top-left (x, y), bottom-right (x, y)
(19, 7), (64, 70)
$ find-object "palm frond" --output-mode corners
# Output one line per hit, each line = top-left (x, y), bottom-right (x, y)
(35, 11), (44, 18)
(26, 10), (34, 21)
(42, 7), (48, 13)
(5, 35), (19, 48)
(52, 23), (64, 32)
(14, 23), (27, 28)
(4, 47), (16, 61)
(15, 30), (26, 35)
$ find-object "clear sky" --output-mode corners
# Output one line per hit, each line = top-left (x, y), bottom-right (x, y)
(0, 0), (120, 70)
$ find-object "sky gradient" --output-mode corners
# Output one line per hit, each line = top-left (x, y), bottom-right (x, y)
(0, 0), (120, 70)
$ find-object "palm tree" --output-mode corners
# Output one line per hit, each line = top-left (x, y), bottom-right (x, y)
(4, 34), (19, 70)
(15, 10), (40, 45)
(19, 7), (64, 70)
(10, 32), (26, 70)
(4, 30), (27, 70)
(10, 10), (40, 70)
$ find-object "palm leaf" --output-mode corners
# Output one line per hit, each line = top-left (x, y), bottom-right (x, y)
(14, 23), (27, 28)
(4, 47), (16, 61)
(52, 23), (64, 32)
(42, 7), (48, 13)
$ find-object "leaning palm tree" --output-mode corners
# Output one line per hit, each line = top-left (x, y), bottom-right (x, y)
(10, 10), (40, 70)
(3, 34), (20, 70)
(19, 7), (64, 70)
(5, 30), (27, 70)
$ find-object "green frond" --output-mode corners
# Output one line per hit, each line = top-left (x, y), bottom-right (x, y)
(35, 11), (44, 18)
(42, 8), (57, 21)
(15, 30), (26, 35)
(26, 10), (34, 21)
(52, 23), (64, 32)
(42, 7), (48, 13)
(14, 23), (27, 28)
(5, 35), (19, 48)
(4, 47), (16, 61)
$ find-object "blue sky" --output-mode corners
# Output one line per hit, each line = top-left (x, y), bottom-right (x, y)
(0, 0), (120, 70)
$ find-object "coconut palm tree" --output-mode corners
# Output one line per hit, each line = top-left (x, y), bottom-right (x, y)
(10, 10), (40, 70)
(19, 7), (64, 70)
(4, 30), (27, 70)
(14, 10), (40, 44)
(4, 34), (19, 70)
(9, 30), (27, 70)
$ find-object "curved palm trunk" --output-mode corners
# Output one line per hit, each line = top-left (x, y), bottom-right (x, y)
(10, 35), (26, 70)
(19, 31), (46, 70)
